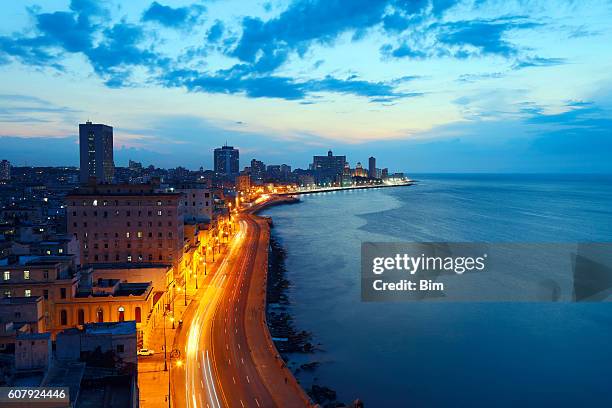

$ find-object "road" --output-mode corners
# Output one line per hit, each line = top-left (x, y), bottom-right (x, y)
(172, 202), (310, 408)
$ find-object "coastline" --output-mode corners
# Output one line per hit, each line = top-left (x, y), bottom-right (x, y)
(254, 197), (364, 407)
(276, 180), (415, 196)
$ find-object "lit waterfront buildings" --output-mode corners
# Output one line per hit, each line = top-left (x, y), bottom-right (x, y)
(214, 144), (239, 178)
(79, 122), (115, 184)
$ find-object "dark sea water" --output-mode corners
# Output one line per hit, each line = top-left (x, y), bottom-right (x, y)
(260, 174), (612, 407)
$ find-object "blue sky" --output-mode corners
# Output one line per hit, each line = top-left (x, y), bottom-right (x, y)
(1, 0), (611, 172)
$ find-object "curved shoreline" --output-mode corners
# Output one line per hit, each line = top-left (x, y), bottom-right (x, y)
(253, 196), (363, 407)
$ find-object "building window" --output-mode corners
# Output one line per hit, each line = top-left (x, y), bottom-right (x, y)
(135, 307), (141, 323)
(157, 210), (162, 216)
(4, 290), (11, 298)
(60, 288), (66, 299)
(97, 308), (104, 323)
(118, 306), (125, 322)
(157, 200), (162, 206)
(60, 310), (67, 326)
(127, 255), (132, 262)
(93, 200), (98, 206)
(43, 290), (48, 299)
(3, 271), (9, 281)
(78, 309), (85, 325)
(137, 231), (143, 238)
(126, 232), (130, 238)
(23, 270), (30, 280)
(117, 344), (125, 353)
(24, 289), (31, 297)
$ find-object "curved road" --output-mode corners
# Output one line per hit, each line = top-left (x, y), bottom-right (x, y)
(174, 207), (310, 408)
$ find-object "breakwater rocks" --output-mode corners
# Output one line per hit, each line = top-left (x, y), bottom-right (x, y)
(266, 235), (363, 407)
(266, 237), (314, 354)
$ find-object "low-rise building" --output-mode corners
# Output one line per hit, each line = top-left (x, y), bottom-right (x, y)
(0, 296), (45, 347)
(15, 332), (51, 370)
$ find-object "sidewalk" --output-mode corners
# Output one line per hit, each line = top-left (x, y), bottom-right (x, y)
(245, 215), (313, 407)
(138, 243), (231, 408)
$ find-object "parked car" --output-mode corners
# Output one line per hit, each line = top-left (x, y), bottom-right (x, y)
(138, 348), (155, 356)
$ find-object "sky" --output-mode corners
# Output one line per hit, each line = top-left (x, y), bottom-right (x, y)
(1, 0), (611, 173)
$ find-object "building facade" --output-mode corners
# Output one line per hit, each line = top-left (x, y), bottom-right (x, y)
(250, 159), (265, 183)
(213, 145), (239, 177)
(368, 156), (376, 179)
(66, 183), (184, 267)
(312, 150), (346, 184)
(0, 159), (10, 181)
(79, 122), (115, 184)
(174, 183), (213, 222)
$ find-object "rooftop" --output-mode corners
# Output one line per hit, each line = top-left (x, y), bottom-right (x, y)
(84, 321), (136, 336)
(16, 332), (50, 340)
(0, 296), (42, 305)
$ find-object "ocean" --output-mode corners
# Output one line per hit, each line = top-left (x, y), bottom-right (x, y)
(260, 174), (612, 407)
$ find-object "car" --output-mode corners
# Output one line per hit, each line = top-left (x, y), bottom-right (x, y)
(138, 348), (155, 356)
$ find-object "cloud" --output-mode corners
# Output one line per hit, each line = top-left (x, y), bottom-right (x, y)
(85, 22), (161, 86)
(512, 56), (566, 70)
(141, 1), (205, 29)
(160, 66), (420, 101)
(207, 20), (224, 42)
(381, 43), (427, 59)
(0, 93), (81, 128)
(437, 17), (540, 58)
(230, 0), (433, 73)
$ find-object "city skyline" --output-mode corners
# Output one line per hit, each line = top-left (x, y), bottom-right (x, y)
(1, 0), (612, 172)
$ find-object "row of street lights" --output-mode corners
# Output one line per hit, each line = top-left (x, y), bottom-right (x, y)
(161, 210), (238, 407)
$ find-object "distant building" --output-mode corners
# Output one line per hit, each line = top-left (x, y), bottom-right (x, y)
(312, 150), (346, 184)
(128, 160), (142, 172)
(66, 182), (184, 267)
(79, 122), (114, 184)
(266, 165), (281, 180)
(174, 183), (213, 222)
(368, 156), (376, 179)
(236, 174), (251, 199)
(0, 159), (10, 181)
(353, 162), (367, 178)
(214, 145), (239, 177)
(381, 168), (389, 179)
(250, 159), (265, 183)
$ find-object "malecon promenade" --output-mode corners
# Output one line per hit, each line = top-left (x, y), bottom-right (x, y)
(165, 181), (413, 407)
(170, 195), (311, 408)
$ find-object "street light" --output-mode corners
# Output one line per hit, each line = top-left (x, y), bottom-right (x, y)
(163, 306), (169, 372)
